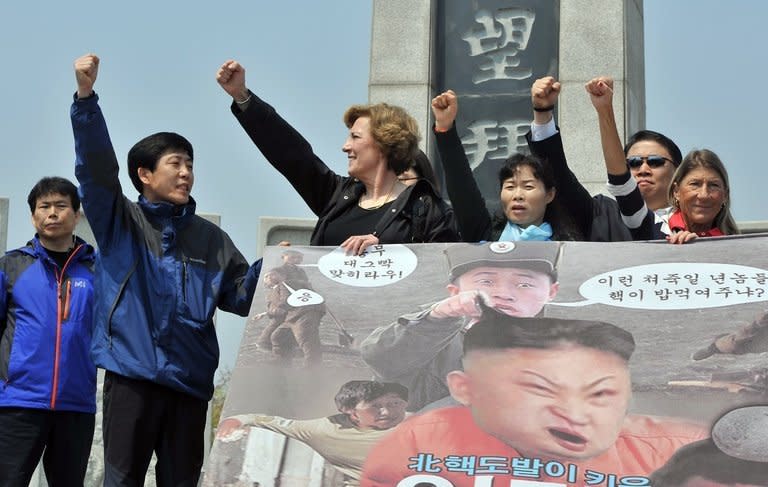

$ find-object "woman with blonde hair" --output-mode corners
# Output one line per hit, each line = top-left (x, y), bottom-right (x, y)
(216, 60), (457, 254)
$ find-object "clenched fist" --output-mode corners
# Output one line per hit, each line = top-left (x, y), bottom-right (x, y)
(531, 76), (561, 109)
(431, 90), (458, 132)
(216, 60), (249, 102)
(584, 76), (614, 111)
(74, 54), (99, 99)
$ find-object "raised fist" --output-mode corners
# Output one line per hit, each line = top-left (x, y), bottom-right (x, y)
(431, 90), (458, 132)
(74, 54), (99, 98)
(584, 76), (614, 110)
(531, 76), (561, 109)
(216, 60), (249, 102)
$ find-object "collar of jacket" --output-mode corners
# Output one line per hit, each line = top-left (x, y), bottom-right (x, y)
(21, 235), (96, 264)
(668, 209), (724, 237)
(138, 194), (197, 226)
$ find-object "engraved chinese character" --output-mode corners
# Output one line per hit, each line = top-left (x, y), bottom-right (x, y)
(461, 119), (529, 169)
(461, 8), (536, 84)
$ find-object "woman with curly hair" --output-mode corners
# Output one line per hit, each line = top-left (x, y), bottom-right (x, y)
(217, 60), (458, 254)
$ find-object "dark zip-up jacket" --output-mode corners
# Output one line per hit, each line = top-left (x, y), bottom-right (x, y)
(232, 93), (458, 245)
(71, 93), (261, 400)
(436, 124), (582, 242)
(0, 236), (96, 412)
(526, 130), (636, 242)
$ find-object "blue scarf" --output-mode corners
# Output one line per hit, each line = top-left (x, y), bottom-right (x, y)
(498, 221), (553, 241)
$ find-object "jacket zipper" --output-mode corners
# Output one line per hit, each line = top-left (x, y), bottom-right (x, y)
(182, 257), (188, 304)
(50, 244), (82, 410)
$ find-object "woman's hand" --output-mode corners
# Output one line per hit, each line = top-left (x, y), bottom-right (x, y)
(341, 234), (380, 256)
(667, 230), (698, 244)
(216, 60), (250, 103)
(431, 90), (458, 132)
(531, 76), (560, 124)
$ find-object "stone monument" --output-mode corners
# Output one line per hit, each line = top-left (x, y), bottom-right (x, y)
(369, 0), (645, 205)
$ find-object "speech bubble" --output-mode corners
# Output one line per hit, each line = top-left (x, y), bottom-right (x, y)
(552, 263), (768, 310)
(317, 244), (417, 287)
(282, 282), (324, 307)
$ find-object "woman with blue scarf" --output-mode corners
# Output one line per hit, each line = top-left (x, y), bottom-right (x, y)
(432, 90), (582, 242)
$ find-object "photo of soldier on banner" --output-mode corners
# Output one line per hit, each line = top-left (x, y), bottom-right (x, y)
(204, 236), (768, 486)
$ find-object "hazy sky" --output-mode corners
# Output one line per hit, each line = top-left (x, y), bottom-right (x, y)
(1, 0), (766, 375)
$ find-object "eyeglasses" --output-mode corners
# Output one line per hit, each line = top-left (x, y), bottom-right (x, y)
(626, 155), (673, 169)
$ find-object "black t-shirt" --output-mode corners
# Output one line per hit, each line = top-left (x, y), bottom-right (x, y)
(319, 201), (394, 246)
(43, 247), (74, 269)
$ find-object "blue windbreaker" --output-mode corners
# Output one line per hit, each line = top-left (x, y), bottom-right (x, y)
(71, 94), (260, 400)
(0, 237), (96, 412)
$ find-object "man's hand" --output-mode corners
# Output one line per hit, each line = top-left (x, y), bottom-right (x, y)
(216, 60), (249, 102)
(428, 290), (490, 320)
(74, 54), (99, 99)
(531, 76), (561, 109)
(431, 90), (458, 132)
(585, 76), (614, 112)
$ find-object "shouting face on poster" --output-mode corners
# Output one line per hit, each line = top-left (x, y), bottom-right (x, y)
(448, 344), (631, 461)
(361, 311), (707, 487)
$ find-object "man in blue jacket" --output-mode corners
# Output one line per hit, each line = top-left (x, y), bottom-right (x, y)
(71, 54), (261, 486)
(0, 177), (96, 485)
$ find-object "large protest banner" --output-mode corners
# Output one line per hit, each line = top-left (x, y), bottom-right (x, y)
(204, 237), (768, 487)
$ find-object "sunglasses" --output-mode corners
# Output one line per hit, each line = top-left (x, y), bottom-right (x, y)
(626, 155), (672, 169)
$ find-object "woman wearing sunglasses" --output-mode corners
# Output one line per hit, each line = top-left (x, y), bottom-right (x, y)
(431, 90), (582, 242)
(585, 76), (739, 243)
(528, 76), (683, 241)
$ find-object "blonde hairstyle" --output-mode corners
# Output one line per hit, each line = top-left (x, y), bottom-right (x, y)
(668, 149), (740, 235)
(343, 103), (420, 174)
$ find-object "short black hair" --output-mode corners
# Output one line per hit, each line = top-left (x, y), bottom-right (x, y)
(624, 130), (683, 167)
(27, 177), (80, 213)
(409, 150), (440, 191)
(649, 439), (768, 486)
(334, 380), (409, 412)
(463, 305), (635, 362)
(127, 132), (193, 194)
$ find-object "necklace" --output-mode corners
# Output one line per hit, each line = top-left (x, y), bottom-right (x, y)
(360, 179), (398, 210)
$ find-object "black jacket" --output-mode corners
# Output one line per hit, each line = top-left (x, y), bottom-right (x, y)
(233, 94), (458, 245)
(526, 130), (634, 242)
(436, 125), (580, 241)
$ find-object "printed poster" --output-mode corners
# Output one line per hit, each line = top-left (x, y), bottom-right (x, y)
(204, 236), (768, 487)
